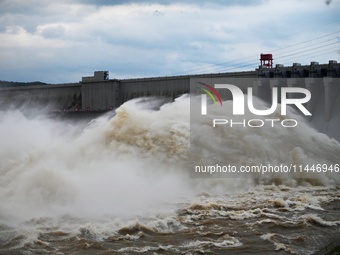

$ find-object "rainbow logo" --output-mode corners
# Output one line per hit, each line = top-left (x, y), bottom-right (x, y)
(197, 82), (223, 106)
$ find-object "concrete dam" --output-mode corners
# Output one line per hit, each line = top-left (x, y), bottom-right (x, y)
(0, 60), (339, 141)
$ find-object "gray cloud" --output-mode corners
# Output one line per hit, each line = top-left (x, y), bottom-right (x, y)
(77, 0), (264, 7)
(39, 25), (66, 38)
(0, 0), (339, 83)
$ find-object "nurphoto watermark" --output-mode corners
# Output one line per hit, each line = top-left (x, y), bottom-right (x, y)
(189, 77), (338, 178)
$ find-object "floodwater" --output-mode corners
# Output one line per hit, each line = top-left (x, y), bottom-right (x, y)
(1, 95), (340, 255)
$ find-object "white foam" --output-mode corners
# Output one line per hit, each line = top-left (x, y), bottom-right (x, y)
(1, 95), (340, 247)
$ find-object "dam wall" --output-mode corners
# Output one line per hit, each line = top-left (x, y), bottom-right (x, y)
(0, 61), (339, 141)
(81, 70), (256, 110)
(0, 83), (81, 111)
(0, 70), (257, 112)
(119, 71), (255, 104)
(119, 76), (190, 104)
(1, 62), (338, 112)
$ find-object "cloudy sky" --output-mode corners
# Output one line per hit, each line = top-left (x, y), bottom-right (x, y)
(0, 0), (339, 83)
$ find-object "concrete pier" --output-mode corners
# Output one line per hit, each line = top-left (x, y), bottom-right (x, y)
(324, 77), (340, 122)
(305, 78), (323, 119)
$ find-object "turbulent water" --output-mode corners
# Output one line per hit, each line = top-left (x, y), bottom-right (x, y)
(1, 95), (340, 255)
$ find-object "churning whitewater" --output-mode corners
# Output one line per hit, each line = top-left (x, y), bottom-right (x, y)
(0, 95), (340, 255)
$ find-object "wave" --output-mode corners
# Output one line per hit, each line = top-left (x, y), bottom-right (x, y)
(0, 94), (339, 227)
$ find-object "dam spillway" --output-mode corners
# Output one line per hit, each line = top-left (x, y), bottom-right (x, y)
(0, 61), (339, 141)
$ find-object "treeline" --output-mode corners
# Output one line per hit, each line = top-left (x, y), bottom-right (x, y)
(0, 81), (48, 87)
